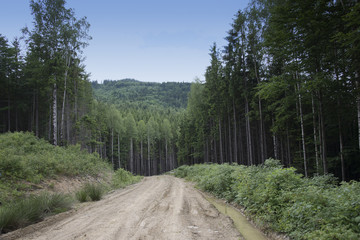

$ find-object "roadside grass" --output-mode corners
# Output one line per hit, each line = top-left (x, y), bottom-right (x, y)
(174, 160), (360, 240)
(75, 183), (104, 202)
(0, 192), (72, 234)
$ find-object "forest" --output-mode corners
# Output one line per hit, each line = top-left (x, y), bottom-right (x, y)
(1, 0), (360, 182)
(0, 0), (189, 176)
(177, 0), (360, 181)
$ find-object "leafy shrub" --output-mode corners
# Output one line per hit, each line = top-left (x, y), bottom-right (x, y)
(173, 165), (190, 178)
(0, 132), (113, 202)
(112, 168), (142, 188)
(0, 132), (111, 182)
(174, 159), (360, 239)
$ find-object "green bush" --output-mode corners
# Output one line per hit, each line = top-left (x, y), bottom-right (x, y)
(85, 183), (103, 201)
(112, 168), (142, 188)
(0, 132), (113, 202)
(174, 159), (360, 239)
(0, 132), (111, 182)
(0, 192), (72, 234)
(75, 188), (88, 202)
(75, 183), (104, 202)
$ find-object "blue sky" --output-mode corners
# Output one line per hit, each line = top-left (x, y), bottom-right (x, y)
(1, 0), (249, 83)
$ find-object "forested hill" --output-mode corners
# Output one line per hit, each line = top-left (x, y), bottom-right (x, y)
(91, 79), (191, 109)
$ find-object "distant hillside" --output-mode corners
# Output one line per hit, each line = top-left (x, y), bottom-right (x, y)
(91, 79), (191, 109)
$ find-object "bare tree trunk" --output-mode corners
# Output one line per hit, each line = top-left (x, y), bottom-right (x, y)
(74, 79), (78, 123)
(66, 101), (70, 143)
(245, 97), (253, 165)
(99, 132), (102, 159)
(337, 98), (345, 181)
(297, 83), (307, 177)
(311, 94), (319, 174)
(219, 119), (224, 164)
(286, 127), (291, 166)
(339, 113), (345, 181)
(53, 82), (57, 146)
(48, 102), (51, 141)
(111, 128), (114, 167)
(165, 140), (168, 171)
(356, 76), (360, 150)
(228, 113), (233, 163)
(318, 92), (328, 174)
(140, 139), (143, 174)
(130, 137), (134, 173)
(60, 68), (68, 145)
(118, 133), (121, 169)
(7, 94), (10, 132)
(272, 117), (278, 159)
(31, 93), (35, 133)
(233, 100), (238, 164)
(148, 135), (151, 176)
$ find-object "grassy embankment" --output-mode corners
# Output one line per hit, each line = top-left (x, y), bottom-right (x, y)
(174, 160), (360, 240)
(0, 132), (142, 234)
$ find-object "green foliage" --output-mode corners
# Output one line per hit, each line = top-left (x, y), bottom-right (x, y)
(84, 183), (104, 201)
(0, 192), (72, 234)
(75, 183), (105, 202)
(92, 79), (191, 109)
(174, 160), (360, 239)
(0, 132), (112, 202)
(112, 168), (142, 189)
(75, 188), (88, 202)
(0, 132), (111, 179)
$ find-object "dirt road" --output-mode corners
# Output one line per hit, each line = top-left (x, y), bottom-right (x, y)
(4, 175), (241, 240)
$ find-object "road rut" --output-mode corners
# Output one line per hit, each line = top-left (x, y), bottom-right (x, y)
(4, 175), (241, 240)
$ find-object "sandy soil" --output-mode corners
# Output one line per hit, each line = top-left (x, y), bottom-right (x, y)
(2, 175), (241, 240)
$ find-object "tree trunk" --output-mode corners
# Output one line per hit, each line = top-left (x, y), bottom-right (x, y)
(60, 68), (68, 145)
(356, 76), (360, 150)
(286, 127), (291, 167)
(228, 113), (233, 163)
(245, 97), (253, 165)
(339, 113), (345, 181)
(233, 100), (238, 164)
(7, 94), (10, 132)
(337, 98), (345, 181)
(140, 139), (143, 174)
(148, 135), (151, 176)
(165, 140), (168, 171)
(74, 79), (78, 123)
(118, 133), (121, 169)
(130, 137), (133, 173)
(53, 82), (57, 146)
(318, 92), (328, 174)
(111, 128), (114, 167)
(219, 119), (224, 164)
(297, 83), (307, 177)
(272, 117), (278, 159)
(311, 94), (319, 174)
(66, 101), (70, 143)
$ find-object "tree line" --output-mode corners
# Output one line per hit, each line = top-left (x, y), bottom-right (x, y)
(1, 0), (92, 146)
(0, 0), (187, 176)
(177, 0), (360, 181)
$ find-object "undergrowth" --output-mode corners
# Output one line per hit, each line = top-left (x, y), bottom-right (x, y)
(75, 183), (104, 202)
(174, 159), (360, 240)
(111, 168), (142, 189)
(0, 192), (72, 234)
(0, 132), (112, 203)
